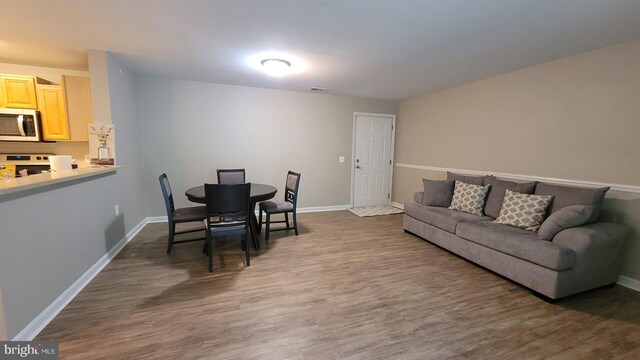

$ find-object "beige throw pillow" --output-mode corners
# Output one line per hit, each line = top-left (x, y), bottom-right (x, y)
(495, 189), (553, 231)
(448, 181), (490, 216)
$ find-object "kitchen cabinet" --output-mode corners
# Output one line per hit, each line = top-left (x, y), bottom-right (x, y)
(37, 84), (69, 140)
(36, 75), (93, 141)
(0, 75), (38, 109)
(62, 75), (93, 141)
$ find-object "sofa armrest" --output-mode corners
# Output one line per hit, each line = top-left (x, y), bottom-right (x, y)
(413, 191), (424, 204)
(552, 222), (630, 289)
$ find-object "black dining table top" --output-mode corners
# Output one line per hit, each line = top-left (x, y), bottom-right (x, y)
(185, 183), (277, 204)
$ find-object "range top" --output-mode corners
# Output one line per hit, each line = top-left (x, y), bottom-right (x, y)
(0, 153), (53, 165)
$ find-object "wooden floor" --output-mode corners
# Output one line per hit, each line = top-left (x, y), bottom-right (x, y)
(37, 211), (640, 359)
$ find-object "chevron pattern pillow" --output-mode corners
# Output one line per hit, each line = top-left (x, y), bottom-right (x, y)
(495, 189), (554, 231)
(448, 181), (490, 216)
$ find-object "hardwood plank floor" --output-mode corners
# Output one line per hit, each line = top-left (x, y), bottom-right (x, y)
(37, 211), (640, 359)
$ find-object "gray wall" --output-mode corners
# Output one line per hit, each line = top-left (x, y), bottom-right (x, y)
(0, 51), (146, 339)
(392, 37), (640, 281)
(137, 77), (399, 215)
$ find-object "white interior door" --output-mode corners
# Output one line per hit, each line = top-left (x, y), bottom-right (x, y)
(353, 113), (395, 207)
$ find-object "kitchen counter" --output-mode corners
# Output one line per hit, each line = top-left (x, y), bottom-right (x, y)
(0, 166), (119, 198)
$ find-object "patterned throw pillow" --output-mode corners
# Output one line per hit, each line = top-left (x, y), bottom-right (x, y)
(448, 181), (490, 216)
(495, 189), (554, 231)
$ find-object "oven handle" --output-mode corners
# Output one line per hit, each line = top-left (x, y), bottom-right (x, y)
(17, 115), (27, 136)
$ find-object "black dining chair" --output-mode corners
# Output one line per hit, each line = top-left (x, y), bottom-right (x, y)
(204, 183), (252, 272)
(217, 168), (246, 184)
(159, 173), (207, 254)
(259, 171), (301, 242)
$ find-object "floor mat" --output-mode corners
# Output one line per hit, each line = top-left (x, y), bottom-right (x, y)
(348, 205), (404, 217)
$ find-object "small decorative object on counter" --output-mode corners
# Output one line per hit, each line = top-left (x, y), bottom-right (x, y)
(88, 123), (115, 166)
(0, 165), (14, 180)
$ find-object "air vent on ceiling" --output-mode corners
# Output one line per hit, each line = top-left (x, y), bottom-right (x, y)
(309, 87), (327, 92)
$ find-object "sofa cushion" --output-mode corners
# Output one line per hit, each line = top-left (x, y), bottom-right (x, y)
(413, 191), (424, 204)
(456, 221), (575, 271)
(534, 183), (609, 223)
(422, 179), (455, 207)
(537, 205), (595, 241)
(495, 189), (553, 231)
(449, 181), (490, 216)
(447, 171), (486, 186)
(404, 202), (491, 234)
(484, 177), (537, 218)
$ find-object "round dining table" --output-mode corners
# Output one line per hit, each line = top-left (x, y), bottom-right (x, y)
(185, 183), (277, 249)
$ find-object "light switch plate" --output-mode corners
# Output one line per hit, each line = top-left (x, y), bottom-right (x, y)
(339, 156), (345, 163)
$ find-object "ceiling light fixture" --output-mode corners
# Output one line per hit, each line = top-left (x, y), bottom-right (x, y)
(260, 58), (292, 77)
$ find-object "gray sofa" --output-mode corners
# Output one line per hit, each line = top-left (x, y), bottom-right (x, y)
(403, 173), (629, 300)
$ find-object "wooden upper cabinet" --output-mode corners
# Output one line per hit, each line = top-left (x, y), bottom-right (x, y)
(0, 75), (38, 109)
(37, 84), (69, 140)
(62, 75), (93, 141)
(35, 75), (93, 142)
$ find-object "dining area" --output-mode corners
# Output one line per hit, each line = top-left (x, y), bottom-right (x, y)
(159, 169), (301, 272)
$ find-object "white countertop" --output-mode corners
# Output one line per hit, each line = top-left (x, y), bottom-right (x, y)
(0, 166), (119, 196)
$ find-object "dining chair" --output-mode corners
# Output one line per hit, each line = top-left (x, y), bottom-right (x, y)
(204, 182), (252, 272)
(217, 168), (246, 184)
(159, 173), (207, 254)
(259, 171), (301, 242)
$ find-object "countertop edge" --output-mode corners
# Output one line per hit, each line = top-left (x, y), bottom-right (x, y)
(0, 166), (120, 196)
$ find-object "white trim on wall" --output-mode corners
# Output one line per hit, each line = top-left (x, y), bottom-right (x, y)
(618, 275), (640, 293)
(391, 202), (404, 210)
(12, 203), (638, 340)
(395, 163), (640, 194)
(13, 218), (148, 341)
(12, 204), (353, 340)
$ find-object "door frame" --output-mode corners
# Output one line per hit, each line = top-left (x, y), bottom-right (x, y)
(350, 112), (397, 208)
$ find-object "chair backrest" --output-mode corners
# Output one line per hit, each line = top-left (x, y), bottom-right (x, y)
(217, 168), (246, 184)
(284, 171), (301, 207)
(204, 183), (251, 228)
(159, 173), (175, 216)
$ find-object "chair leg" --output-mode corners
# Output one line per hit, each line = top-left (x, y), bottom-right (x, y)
(293, 211), (299, 236)
(207, 232), (214, 272)
(285, 213), (290, 229)
(243, 234), (250, 266)
(167, 222), (175, 254)
(258, 208), (263, 230)
(265, 213), (271, 242)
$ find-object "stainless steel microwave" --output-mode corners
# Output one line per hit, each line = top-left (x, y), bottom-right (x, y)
(0, 108), (41, 142)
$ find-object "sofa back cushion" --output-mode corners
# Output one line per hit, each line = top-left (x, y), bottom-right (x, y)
(422, 179), (455, 207)
(534, 183), (609, 223)
(449, 181), (490, 216)
(483, 177), (537, 218)
(537, 205), (595, 241)
(446, 171), (486, 186)
(494, 189), (553, 231)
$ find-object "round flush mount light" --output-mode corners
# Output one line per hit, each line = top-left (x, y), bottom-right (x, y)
(260, 58), (292, 77)
(248, 52), (306, 77)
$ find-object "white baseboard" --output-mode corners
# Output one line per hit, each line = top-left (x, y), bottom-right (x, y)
(297, 205), (351, 213)
(13, 217), (151, 341)
(12, 205), (352, 340)
(13, 212), (639, 340)
(391, 202), (404, 210)
(148, 205), (352, 224)
(145, 216), (168, 223)
(617, 275), (640, 292)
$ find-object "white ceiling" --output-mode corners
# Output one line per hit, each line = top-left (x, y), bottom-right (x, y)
(2, 0), (640, 101)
